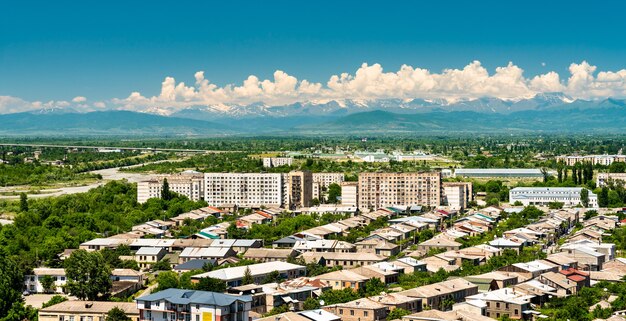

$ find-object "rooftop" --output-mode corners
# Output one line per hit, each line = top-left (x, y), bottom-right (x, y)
(137, 288), (251, 306)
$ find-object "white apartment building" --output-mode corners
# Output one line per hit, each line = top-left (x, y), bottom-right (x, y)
(556, 155), (626, 166)
(24, 268), (66, 294)
(597, 172), (626, 187)
(358, 172), (442, 210)
(136, 289), (252, 321)
(442, 182), (473, 210)
(137, 170), (204, 203)
(509, 187), (598, 208)
(262, 157), (293, 168)
(341, 182), (359, 208)
(312, 173), (345, 200)
(204, 173), (285, 207)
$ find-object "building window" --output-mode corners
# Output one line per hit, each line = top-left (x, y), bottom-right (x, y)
(350, 310), (354, 316)
(364, 311), (368, 317)
(339, 309), (343, 315)
(515, 309), (518, 315)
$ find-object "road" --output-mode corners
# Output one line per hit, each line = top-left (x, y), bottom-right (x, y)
(0, 159), (183, 199)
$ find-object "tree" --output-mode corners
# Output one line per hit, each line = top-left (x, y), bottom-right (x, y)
(156, 271), (180, 291)
(161, 178), (171, 200)
(262, 270), (281, 284)
(195, 277), (226, 292)
(0, 255), (26, 317)
(387, 308), (411, 320)
(327, 183), (341, 204)
(242, 266), (254, 285)
(362, 277), (386, 297)
(40, 275), (56, 294)
(42, 295), (68, 308)
(65, 250), (112, 300)
(106, 307), (132, 321)
(152, 258), (172, 271)
(19, 192), (28, 212)
(581, 188), (590, 207)
(598, 187), (610, 207)
(548, 202), (564, 210)
(303, 297), (321, 310)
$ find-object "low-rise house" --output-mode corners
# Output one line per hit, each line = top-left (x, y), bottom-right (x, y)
(545, 253), (579, 270)
(558, 245), (606, 271)
(498, 260), (558, 282)
(273, 235), (320, 249)
(323, 298), (389, 321)
(300, 252), (385, 268)
(417, 237), (462, 253)
(136, 289), (252, 321)
(24, 268), (66, 294)
(39, 301), (139, 321)
(243, 248), (297, 263)
(562, 240), (616, 262)
(559, 268), (590, 291)
(459, 244), (502, 260)
(538, 271), (579, 296)
(79, 238), (133, 251)
(512, 280), (557, 306)
(237, 213), (271, 229)
(355, 239), (400, 257)
(293, 239), (356, 253)
(255, 310), (340, 321)
(209, 239), (263, 253)
(366, 293), (422, 313)
(350, 262), (404, 285)
(402, 309), (492, 321)
(173, 259), (216, 273)
(464, 271), (519, 292)
(111, 269), (144, 283)
(135, 247), (167, 269)
(129, 239), (176, 252)
(397, 278), (479, 310)
(488, 238), (523, 253)
(466, 288), (535, 320)
(392, 257), (427, 274)
(191, 262), (306, 287)
(179, 247), (236, 264)
(315, 270), (369, 290)
(421, 254), (460, 273)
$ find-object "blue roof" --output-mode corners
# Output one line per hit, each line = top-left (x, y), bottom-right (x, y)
(174, 259), (216, 271)
(137, 288), (251, 306)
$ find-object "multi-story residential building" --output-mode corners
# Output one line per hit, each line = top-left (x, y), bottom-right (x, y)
(397, 278), (479, 310)
(204, 173), (284, 208)
(597, 172), (626, 187)
(314, 270), (370, 290)
(24, 268), (66, 294)
(323, 299), (389, 321)
(135, 247), (167, 269)
(341, 182), (359, 207)
(300, 252), (386, 269)
(358, 172), (442, 210)
(465, 288), (534, 320)
(136, 289), (252, 321)
(191, 262), (306, 287)
(39, 301), (139, 321)
(556, 154), (626, 166)
(312, 173), (345, 201)
(137, 170), (205, 203)
(287, 171), (313, 209)
(442, 182), (473, 210)
(262, 157), (293, 168)
(509, 187), (598, 208)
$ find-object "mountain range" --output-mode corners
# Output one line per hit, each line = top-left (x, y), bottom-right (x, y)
(1, 93), (625, 136)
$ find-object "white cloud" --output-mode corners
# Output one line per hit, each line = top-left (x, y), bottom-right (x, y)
(3, 60), (626, 115)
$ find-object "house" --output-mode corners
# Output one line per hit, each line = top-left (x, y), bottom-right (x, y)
(562, 240), (616, 261)
(465, 288), (535, 320)
(24, 268), (67, 294)
(314, 270), (370, 290)
(559, 268), (590, 291)
(488, 238), (523, 253)
(209, 239), (263, 253)
(39, 301), (139, 321)
(129, 239), (176, 252)
(134, 247), (167, 269)
(300, 252), (386, 268)
(237, 213), (271, 229)
(464, 271), (519, 292)
(293, 239), (356, 253)
(417, 237), (462, 253)
(354, 239), (400, 257)
(178, 247), (236, 264)
(391, 257), (427, 274)
(537, 272), (579, 296)
(273, 235), (320, 249)
(255, 310), (340, 321)
(136, 289), (252, 321)
(111, 269), (144, 283)
(243, 248), (297, 263)
(545, 253), (579, 270)
(323, 299), (389, 321)
(558, 246), (606, 271)
(79, 238), (133, 251)
(173, 259), (216, 273)
(402, 310), (492, 321)
(498, 260), (558, 281)
(421, 254), (460, 273)
(397, 278), (479, 310)
(191, 262), (306, 287)
(349, 262), (404, 285)
(366, 293), (422, 313)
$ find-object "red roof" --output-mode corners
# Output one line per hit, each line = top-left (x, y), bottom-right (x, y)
(559, 267), (589, 277)
(567, 275), (587, 282)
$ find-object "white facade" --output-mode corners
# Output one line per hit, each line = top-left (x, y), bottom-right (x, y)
(137, 171), (204, 203)
(597, 172), (626, 187)
(312, 173), (345, 200)
(262, 157), (293, 168)
(341, 182), (358, 208)
(204, 173), (284, 207)
(443, 185), (465, 210)
(556, 155), (626, 166)
(24, 268), (66, 294)
(509, 187), (598, 208)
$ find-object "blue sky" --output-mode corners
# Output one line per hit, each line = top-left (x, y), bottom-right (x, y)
(1, 0), (626, 112)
